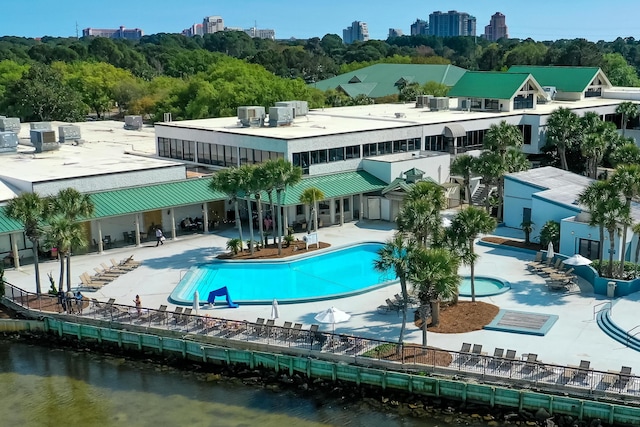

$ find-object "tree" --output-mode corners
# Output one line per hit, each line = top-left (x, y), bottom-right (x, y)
(50, 188), (94, 291)
(299, 187), (325, 233)
(616, 101), (639, 137)
(398, 181), (445, 247)
(43, 216), (87, 292)
(263, 159), (302, 255)
(373, 233), (415, 347)
(472, 151), (503, 215)
(580, 118), (616, 179)
(4, 193), (51, 295)
(251, 164), (269, 249)
(611, 164), (640, 276)
(450, 154), (475, 205)
(448, 207), (496, 302)
(483, 121), (524, 222)
(210, 168), (245, 251)
(539, 220), (560, 249)
(237, 165), (258, 255)
(409, 246), (460, 334)
(546, 107), (582, 171)
(520, 220), (535, 245)
(610, 143), (640, 167)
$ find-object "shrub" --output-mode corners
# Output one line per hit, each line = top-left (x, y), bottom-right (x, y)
(591, 260), (638, 280)
(226, 238), (243, 255)
(539, 220), (560, 248)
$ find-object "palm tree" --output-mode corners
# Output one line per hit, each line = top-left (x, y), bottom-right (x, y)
(408, 246), (460, 338)
(472, 151), (503, 215)
(373, 233), (415, 347)
(237, 165), (257, 255)
(252, 164), (269, 249)
(611, 164), (640, 276)
(268, 159), (302, 255)
(450, 154), (475, 205)
(261, 159), (279, 246)
(299, 187), (325, 233)
(483, 121), (524, 222)
(210, 168), (244, 250)
(448, 207), (496, 302)
(580, 113), (617, 179)
(520, 220), (534, 245)
(616, 101), (639, 137)
(397, 181), (446, 247)
(51, 188), (94, 290)
(546, 107), (582, 171)
(43, 216), (87, 292)
(4, 193), (51, 295)
(578, 180), (617, 276)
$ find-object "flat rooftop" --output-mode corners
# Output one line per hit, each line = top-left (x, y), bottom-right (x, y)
(156, 97), (626, 140)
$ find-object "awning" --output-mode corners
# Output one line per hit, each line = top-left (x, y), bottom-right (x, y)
(444, 123), (466, 138)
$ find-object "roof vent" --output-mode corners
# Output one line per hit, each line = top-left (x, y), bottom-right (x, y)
(395, 112), (406, 118)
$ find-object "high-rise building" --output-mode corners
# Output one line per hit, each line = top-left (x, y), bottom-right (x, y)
(342, 21), (369, 44)
(428, 10), (476, 37)
(410, 19), (429, 36)
(182, 23), (204, 37)
(484, 12), (509, 41)
(203, 16), (224, 34)
(82, 26), (143, 40)
(244, 27), (276, 40)
(388, 28), (403, 38)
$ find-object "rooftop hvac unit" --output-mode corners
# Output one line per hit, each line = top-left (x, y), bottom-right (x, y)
(124, 115), (143, 130)
(415, 95), (431, 108)
(58, 125), (81, 143)
(429, 97), (450, 111)
(237, 106), (266, 127)
(163, 112), (172, 122)
(541, 86), (557, 103)
(274, 100), (308, 117)
(30, 122), (52, 131)
(30, 130), (59, 153)
(0, 131), (18, 155)
(268, 106), (294, 127)
(395, 112), (406, 118)
(0, 117), (21, 132)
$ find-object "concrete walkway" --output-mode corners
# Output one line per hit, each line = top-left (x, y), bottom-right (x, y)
(4, 219), (639, 374)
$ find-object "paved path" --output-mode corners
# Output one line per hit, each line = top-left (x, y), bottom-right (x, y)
(4, 219), (639, 374)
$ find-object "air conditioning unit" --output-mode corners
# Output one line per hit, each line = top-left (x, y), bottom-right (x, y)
(124, 115), (143, 130)
(268, 106), (294, 127)
(0, 131), (18, 155)
(237, 106), (266, 127)
(275, 100), (308, 117)
(58, 125), (81, 143)
(415, 95), (430, 108)
(0, 117), (21, 132)
(430, 97), (450, 111)
(30, 122), (52, 131)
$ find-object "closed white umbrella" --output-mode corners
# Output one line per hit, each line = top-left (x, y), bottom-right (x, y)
(563, 254), (593, 266)
(547, 241), (555, 261)
(314, 306), (351, 333)
(442, 217), (452, 228)
(193, 290), (199, 315)
(271, 299), (280, 320)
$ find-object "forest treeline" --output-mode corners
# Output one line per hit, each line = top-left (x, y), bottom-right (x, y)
(0, 32), (639, 122)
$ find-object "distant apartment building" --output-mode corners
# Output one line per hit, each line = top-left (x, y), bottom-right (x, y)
(388, 28), (403, 38)
(483, 12), (509, 41)
(82, 26), (143, 40)
(244, 27), (276, 40)
(182, 23), (204, 37)
(428, 10), (476, 37)
(410, 19), (429, 36)
(343, 21), (369, 44)
(203, 16), (225, 34)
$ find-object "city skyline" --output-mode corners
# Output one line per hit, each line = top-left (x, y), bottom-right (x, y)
(2, 0), (639, 42)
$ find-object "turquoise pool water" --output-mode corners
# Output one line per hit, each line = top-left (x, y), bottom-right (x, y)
(170, 243), (395, 305)
(458, 276), (510, 297)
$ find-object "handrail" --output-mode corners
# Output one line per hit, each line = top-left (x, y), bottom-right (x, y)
(179, 269), (189, 281)
(627, 325), (640, 348)
(593, 301), (612, 320)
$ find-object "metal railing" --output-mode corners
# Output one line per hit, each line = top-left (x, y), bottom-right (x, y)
(593, 301), (612, 319)
(627, 325), (640, 348)
(3, 281), (640, 401)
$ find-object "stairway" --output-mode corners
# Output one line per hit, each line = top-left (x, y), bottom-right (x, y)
(471, 184), (490, 206)
(596, 308), (640, 352)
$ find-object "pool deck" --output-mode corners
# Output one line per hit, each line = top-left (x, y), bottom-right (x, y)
(4, 217), (640, 374)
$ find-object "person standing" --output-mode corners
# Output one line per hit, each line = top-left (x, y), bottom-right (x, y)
(155, 227), (164, 246)
(134, 295), (142, 316)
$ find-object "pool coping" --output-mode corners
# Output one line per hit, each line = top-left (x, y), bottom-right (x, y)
(169, 241), (399, 306)
(458, 275), (511, 297)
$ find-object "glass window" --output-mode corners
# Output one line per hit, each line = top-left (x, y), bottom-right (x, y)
(485, 99), (499, 110)
(363, 143), (377, 157)
(579, 239), (600, 260)
(311, 149), (328, 164)
(329, 147), (344, 161)
(183, 140), (195, 161)
(345, 145), (360, 159)
(379, 141), (392, 154)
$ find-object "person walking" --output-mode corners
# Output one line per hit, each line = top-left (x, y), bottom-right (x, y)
(155, 226), (164, 246)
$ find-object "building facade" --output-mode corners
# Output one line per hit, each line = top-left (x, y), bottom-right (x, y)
(343, 21), (369, 44)
(82, 26), (143, 40)
(410, 19), (429, 36)
(182, 24), (204, 37)
(388, 28), (403, 38)
(244, 27), (276, 40)
(428, 10), (476, 37)
(203, 16), (225, 34)
(484, 12), (508, 41)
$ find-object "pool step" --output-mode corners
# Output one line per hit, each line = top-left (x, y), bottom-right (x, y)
(596, 309), (640, 352)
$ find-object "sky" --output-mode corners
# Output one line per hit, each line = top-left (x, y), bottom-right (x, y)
(2, 0), (639, 42)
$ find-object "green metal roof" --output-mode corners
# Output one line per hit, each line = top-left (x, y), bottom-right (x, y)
(507, 66), (604, 93)
(0, 212), (23, 235)
(448, 72), (533, 99)
(90, 178), (226, 219)
(277, 170), (386, 205)
(313, 64), (467, 98)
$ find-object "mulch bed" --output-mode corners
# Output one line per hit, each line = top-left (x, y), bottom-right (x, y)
(218, 241), (331, 260)
(373, 343), (453, 367)
(8, 294), (90, 314)
(481, 236), (542, 251)
(423, 301), (500, 334)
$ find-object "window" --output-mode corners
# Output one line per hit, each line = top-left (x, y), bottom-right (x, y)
(345, 145), (360, 159)
(157, 137), (170, 157)
(579, 239), (600, 260)
(311, 149), (328, 164)
(363, 143), (378, 157)
(425, 135), (444, 151)
(296, 205), (304, 215)
(293, 152), (310, 174)
(329, 147), (344, 161)
(183, 140), (195, 161)
(378, 141), (392, 154)
(485, 99), (499, 110)
(518, 125), (532, 145)
(514, 94), (534, 109)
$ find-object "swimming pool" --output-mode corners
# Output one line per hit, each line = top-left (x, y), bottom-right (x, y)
(458, 276), (510, 297)
(169, 242), (395, 305)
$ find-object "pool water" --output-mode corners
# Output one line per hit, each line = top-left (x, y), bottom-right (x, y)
(458, 276), (510, 297)
(170, 243), (395, 305)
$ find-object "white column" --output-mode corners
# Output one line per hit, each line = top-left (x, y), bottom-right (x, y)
(283, 207), (289, 233)
(329, 199), (336, 225)
(339, 198), (344, 226)
(359, 193), (364, 220)
(97, 221), (104, 253)
(135, 214), (141, 247)
(11, 233), (20, 269)
(203, 202), (209, 233)
(170, 208), (177, 240)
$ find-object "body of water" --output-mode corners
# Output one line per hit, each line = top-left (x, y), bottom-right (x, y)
(0, 339), (453, 427)
(171, 243), (395, 305)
